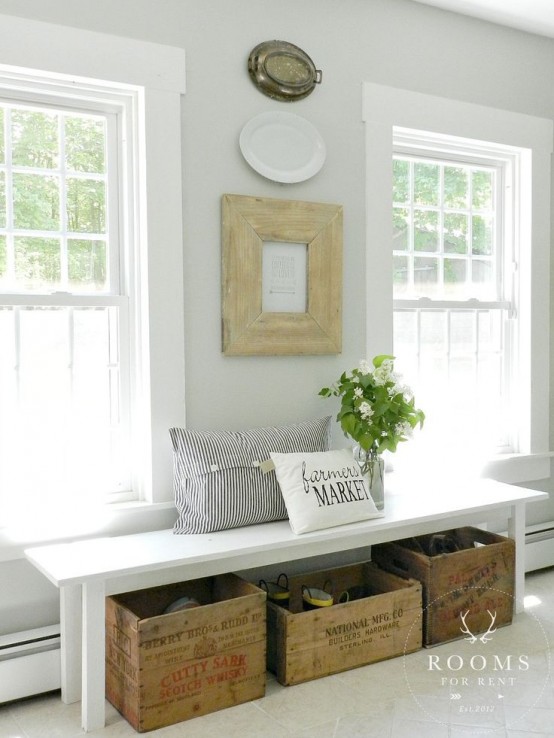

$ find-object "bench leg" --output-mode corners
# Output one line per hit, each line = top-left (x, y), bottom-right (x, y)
(508, 501), (525, 614)
(82, 580), (106, 732)
(60, 585), (82, 704)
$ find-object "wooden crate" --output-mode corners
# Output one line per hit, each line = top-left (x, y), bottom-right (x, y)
(106, 573), (266, 732)
(371, 526), (515, 647)
(266, 561), (422, 686)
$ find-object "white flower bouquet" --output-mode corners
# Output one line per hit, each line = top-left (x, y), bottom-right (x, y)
(319, 354), (425, 455)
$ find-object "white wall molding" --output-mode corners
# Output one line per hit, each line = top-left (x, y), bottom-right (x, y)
(0, 13), (185, 92)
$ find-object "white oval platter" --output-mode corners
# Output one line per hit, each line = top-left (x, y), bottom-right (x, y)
(239, 111), (326, 183)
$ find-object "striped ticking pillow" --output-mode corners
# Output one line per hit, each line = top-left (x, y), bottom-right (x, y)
(169, 416), (332, 534)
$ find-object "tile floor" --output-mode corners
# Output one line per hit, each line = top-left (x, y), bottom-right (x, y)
(1, 567), (553, 737)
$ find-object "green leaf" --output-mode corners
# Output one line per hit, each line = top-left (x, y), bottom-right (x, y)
(340, 412), (357, 436)
(372, 354), (394, 368)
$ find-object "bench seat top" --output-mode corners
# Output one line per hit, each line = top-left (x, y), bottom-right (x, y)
(24, 479), (547, 589)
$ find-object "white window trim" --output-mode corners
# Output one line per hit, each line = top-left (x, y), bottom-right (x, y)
(0, 14), (186, 556)
(362, 82), (553, 484)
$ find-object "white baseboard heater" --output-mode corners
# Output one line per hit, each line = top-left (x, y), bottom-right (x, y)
(0, 624), (61, 704)
(525, 520), (554, 572)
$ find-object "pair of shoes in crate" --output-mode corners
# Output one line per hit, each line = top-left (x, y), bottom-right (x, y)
(408, 533), (464, 557)
(260, 575), (373, 612)
(300, 581), (371, 610)
(301, 583), (333, 610)
(259, 573), (290, 608)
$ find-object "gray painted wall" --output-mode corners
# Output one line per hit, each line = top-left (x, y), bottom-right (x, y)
(0, 0), (552, 634)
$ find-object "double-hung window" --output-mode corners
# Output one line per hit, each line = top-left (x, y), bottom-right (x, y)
(0, 16), (186, 550)
(392, 134), (514, 457)
(0, 88), (131, 521)
(363, 83), (552, 482)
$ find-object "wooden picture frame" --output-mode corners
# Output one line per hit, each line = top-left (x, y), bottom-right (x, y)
(222, 194), (342, 355)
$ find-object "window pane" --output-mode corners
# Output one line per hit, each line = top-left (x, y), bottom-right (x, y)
(68, 239), (107, 290)
(0, 235), (6, 279)
(0, 307), (15, 365)
(472, 170), (493, 210)
(472, 258), (494, 288)
(419, 354), (448, 388)
(444, 258), (466, 294)
(65, 116), (106, 174)
(393, 159), (409, 203)
(420, 310), (446, 352)
(73, 308), (112, 423)
(393, 207), (409, 250)
(414, 209), (439, 251)
(14, 236), (61, 289)
(0, 108), (4, 163)
(472, 214), (493, 255)
(67, 178), (106, 233)
(477, 354), (502, 397)
(449, 356), (475, 390)
(444, 212), (468, 254)
(18, 307), (68, 409)
(444, 166), (468, 208)
(393, 254), (408, 294)
(414, 256), (438, 294)
(450, 311), (475, 355)
(414, 162), (439, 205)
(0, 171), (5, 227)
(11, 109), (58, 168)
(13, 173), (60, 230)
(478, 310), (502, 353)
(393, 309), (418, 353)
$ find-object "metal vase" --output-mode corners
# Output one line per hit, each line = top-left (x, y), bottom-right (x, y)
(353, 446), (385, 512)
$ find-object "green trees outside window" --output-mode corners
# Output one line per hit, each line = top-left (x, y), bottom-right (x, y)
(392, 156), (496, 299)
(0, 106), (108, 292)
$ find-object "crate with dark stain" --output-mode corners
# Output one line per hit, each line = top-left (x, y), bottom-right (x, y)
(372, 527), (515, 647)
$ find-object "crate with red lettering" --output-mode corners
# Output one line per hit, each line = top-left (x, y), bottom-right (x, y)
(265, 561), (422, 686)
(105, 573), (266, 732)
(371, 527), (515, 647)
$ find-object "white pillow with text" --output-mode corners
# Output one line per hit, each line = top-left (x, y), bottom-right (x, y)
(271, 448), (383, 534)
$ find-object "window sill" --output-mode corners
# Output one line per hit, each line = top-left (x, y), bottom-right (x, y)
(2, 453), (550, 564)
(480, 452), (553, 485)
(389, 451), (552, 488)
(0, 500), (177, 563)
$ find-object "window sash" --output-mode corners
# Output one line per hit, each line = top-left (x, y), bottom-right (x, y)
(0, 302), (132, 517)
(392, 152), (506, 304)
(0, 100), (121, 297)
(0, 91), (133, 515)
(393, 304), (513, 453)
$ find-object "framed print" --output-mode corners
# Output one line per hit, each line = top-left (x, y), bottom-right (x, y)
(222, 194), (342, 356)
(261, 240), (307, 314)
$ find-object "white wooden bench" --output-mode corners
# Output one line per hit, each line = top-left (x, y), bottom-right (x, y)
(25, 478), (548, 732)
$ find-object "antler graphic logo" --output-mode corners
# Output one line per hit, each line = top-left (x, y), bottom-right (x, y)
(459, 609), (497, 644)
